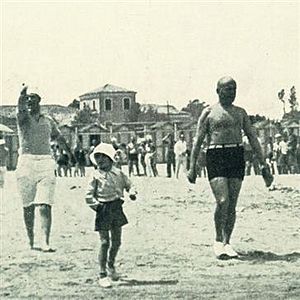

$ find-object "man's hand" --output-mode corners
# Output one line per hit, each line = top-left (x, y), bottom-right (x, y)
(187, 169), (197, 184)
(129, 194), (137, 201)
(20, 85), (28, 96)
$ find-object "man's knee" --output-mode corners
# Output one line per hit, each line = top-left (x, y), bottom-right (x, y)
(39, 204), (51, 215)
(216, 196), (229, 206)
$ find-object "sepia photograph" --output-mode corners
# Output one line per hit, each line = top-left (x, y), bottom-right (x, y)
(1, 1), (299, 299)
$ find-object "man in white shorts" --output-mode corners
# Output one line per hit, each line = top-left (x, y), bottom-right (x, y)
(16, 86), (71, 252)
(174, 133), (187, 179)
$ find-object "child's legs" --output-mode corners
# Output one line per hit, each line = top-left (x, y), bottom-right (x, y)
(108, 226), (122, 268)
(98, 230), (110, 274)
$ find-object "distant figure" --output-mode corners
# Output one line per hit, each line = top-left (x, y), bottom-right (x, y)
(138, 140), (147, 176)
(149, 143), (158, 177)
(188, 76), (268, 259)
(278, 136), (289, 174)
(86, 143), (137, 288)
(162, 133), (176, 178)
(174, 133), (187, 179)
(111, 137), (119, 151)
(127, 137), (140, 177)
(296, 141), (300, 174)
(272, 134), (282, 175)
(111, 137), (124, 170)
(287, 129), (298, 174)
(0, 134), (8, 188)
(88, 139), (100, 167)
(196, 145), (207, 178)
(56, 149), (69, 177)
(50, 143), (59, 177)
(74, 142), (86, 177)
(16, 85), (72, 251)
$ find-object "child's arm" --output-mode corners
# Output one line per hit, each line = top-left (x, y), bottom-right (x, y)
(122, 172), (137, 200)
(85, 177), (100, 211)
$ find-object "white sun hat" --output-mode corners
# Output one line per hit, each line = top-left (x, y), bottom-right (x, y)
(90, 143), (116, 165)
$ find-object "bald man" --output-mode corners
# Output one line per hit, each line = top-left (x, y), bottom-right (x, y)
(188, 77), (266, 259)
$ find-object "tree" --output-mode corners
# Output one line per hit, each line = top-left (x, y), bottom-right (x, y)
(72, 104), (99, 125)
(181, 99), (208, 121)
(288, 86), (298, 113)
(249, 114), (266, 124)
(278, 89), (286, 115)
(68, 99), (80, 109)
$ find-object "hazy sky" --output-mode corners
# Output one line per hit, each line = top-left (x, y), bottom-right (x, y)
(2, 1), (299, 118)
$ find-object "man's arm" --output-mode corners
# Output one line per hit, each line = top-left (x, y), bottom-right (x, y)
(50, 119), (73, 159)
(242, 109), (265, 165)
(17, 86), (30, 125)
(188, 108), (210, 183)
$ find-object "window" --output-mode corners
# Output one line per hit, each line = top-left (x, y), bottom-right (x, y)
(92, 100), (96, 111)
(123, 97), (131, 110)
(105, 98), (112, 111)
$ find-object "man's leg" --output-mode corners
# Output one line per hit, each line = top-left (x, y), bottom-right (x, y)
(224, 178), (243, 245)
(209, 177), (229, 244)
(39, 204), (54, 251)
(128, 160), (133, 176)
(23, 205), (35, 249)
(175, 158), (181, 178)
(172, 157), (176, 175)
(166, 159), (171, 177)
(135, 159), (140, 176)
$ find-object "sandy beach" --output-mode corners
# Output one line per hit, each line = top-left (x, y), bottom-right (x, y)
(1, 166), (299, 299)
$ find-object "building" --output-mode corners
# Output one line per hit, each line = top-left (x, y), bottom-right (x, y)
(79, 84), (137, 123)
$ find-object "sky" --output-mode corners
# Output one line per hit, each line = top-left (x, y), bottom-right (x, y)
(1, 1), (299, 119)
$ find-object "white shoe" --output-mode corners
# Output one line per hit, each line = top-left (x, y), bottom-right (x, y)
(98, 276), (112, 288)
(213, 241), (226, 259)
(224, 244), (238, 258)
(107, 266), (120, 281)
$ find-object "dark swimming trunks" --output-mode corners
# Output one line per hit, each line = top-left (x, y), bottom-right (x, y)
(206, 146), (245, 181)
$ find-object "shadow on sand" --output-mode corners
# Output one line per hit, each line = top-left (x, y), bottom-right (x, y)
(116, 279), (179, 287)
(236, 250), (300, 262)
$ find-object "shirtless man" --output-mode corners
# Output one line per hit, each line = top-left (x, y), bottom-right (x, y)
(187, 76), (266, 259)
(16, 85), (71, 251)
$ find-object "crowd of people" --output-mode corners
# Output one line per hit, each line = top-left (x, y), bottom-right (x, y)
(47, 127), (300, 180)
(267, 131), (300, 175)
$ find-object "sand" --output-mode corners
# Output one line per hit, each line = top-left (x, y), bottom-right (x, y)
(1, 166), (299, 299)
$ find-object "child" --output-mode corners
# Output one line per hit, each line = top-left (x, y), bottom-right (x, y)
(85, 143), (137, 288)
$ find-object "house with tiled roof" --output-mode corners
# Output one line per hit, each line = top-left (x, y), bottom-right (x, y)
(79, 84), (137, 123)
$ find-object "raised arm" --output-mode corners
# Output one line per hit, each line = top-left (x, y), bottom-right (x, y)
(242, 109), (265, 165)
(187, 107), (210, 183)
(17, 86), (30, 125)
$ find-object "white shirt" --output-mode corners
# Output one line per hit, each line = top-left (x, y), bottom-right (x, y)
(174, 140), (187, 157)
(279, 141), (288, 155)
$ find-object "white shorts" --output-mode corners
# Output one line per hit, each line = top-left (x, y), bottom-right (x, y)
(0, 166), (6, 188)
(16, 155), (56, 207)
